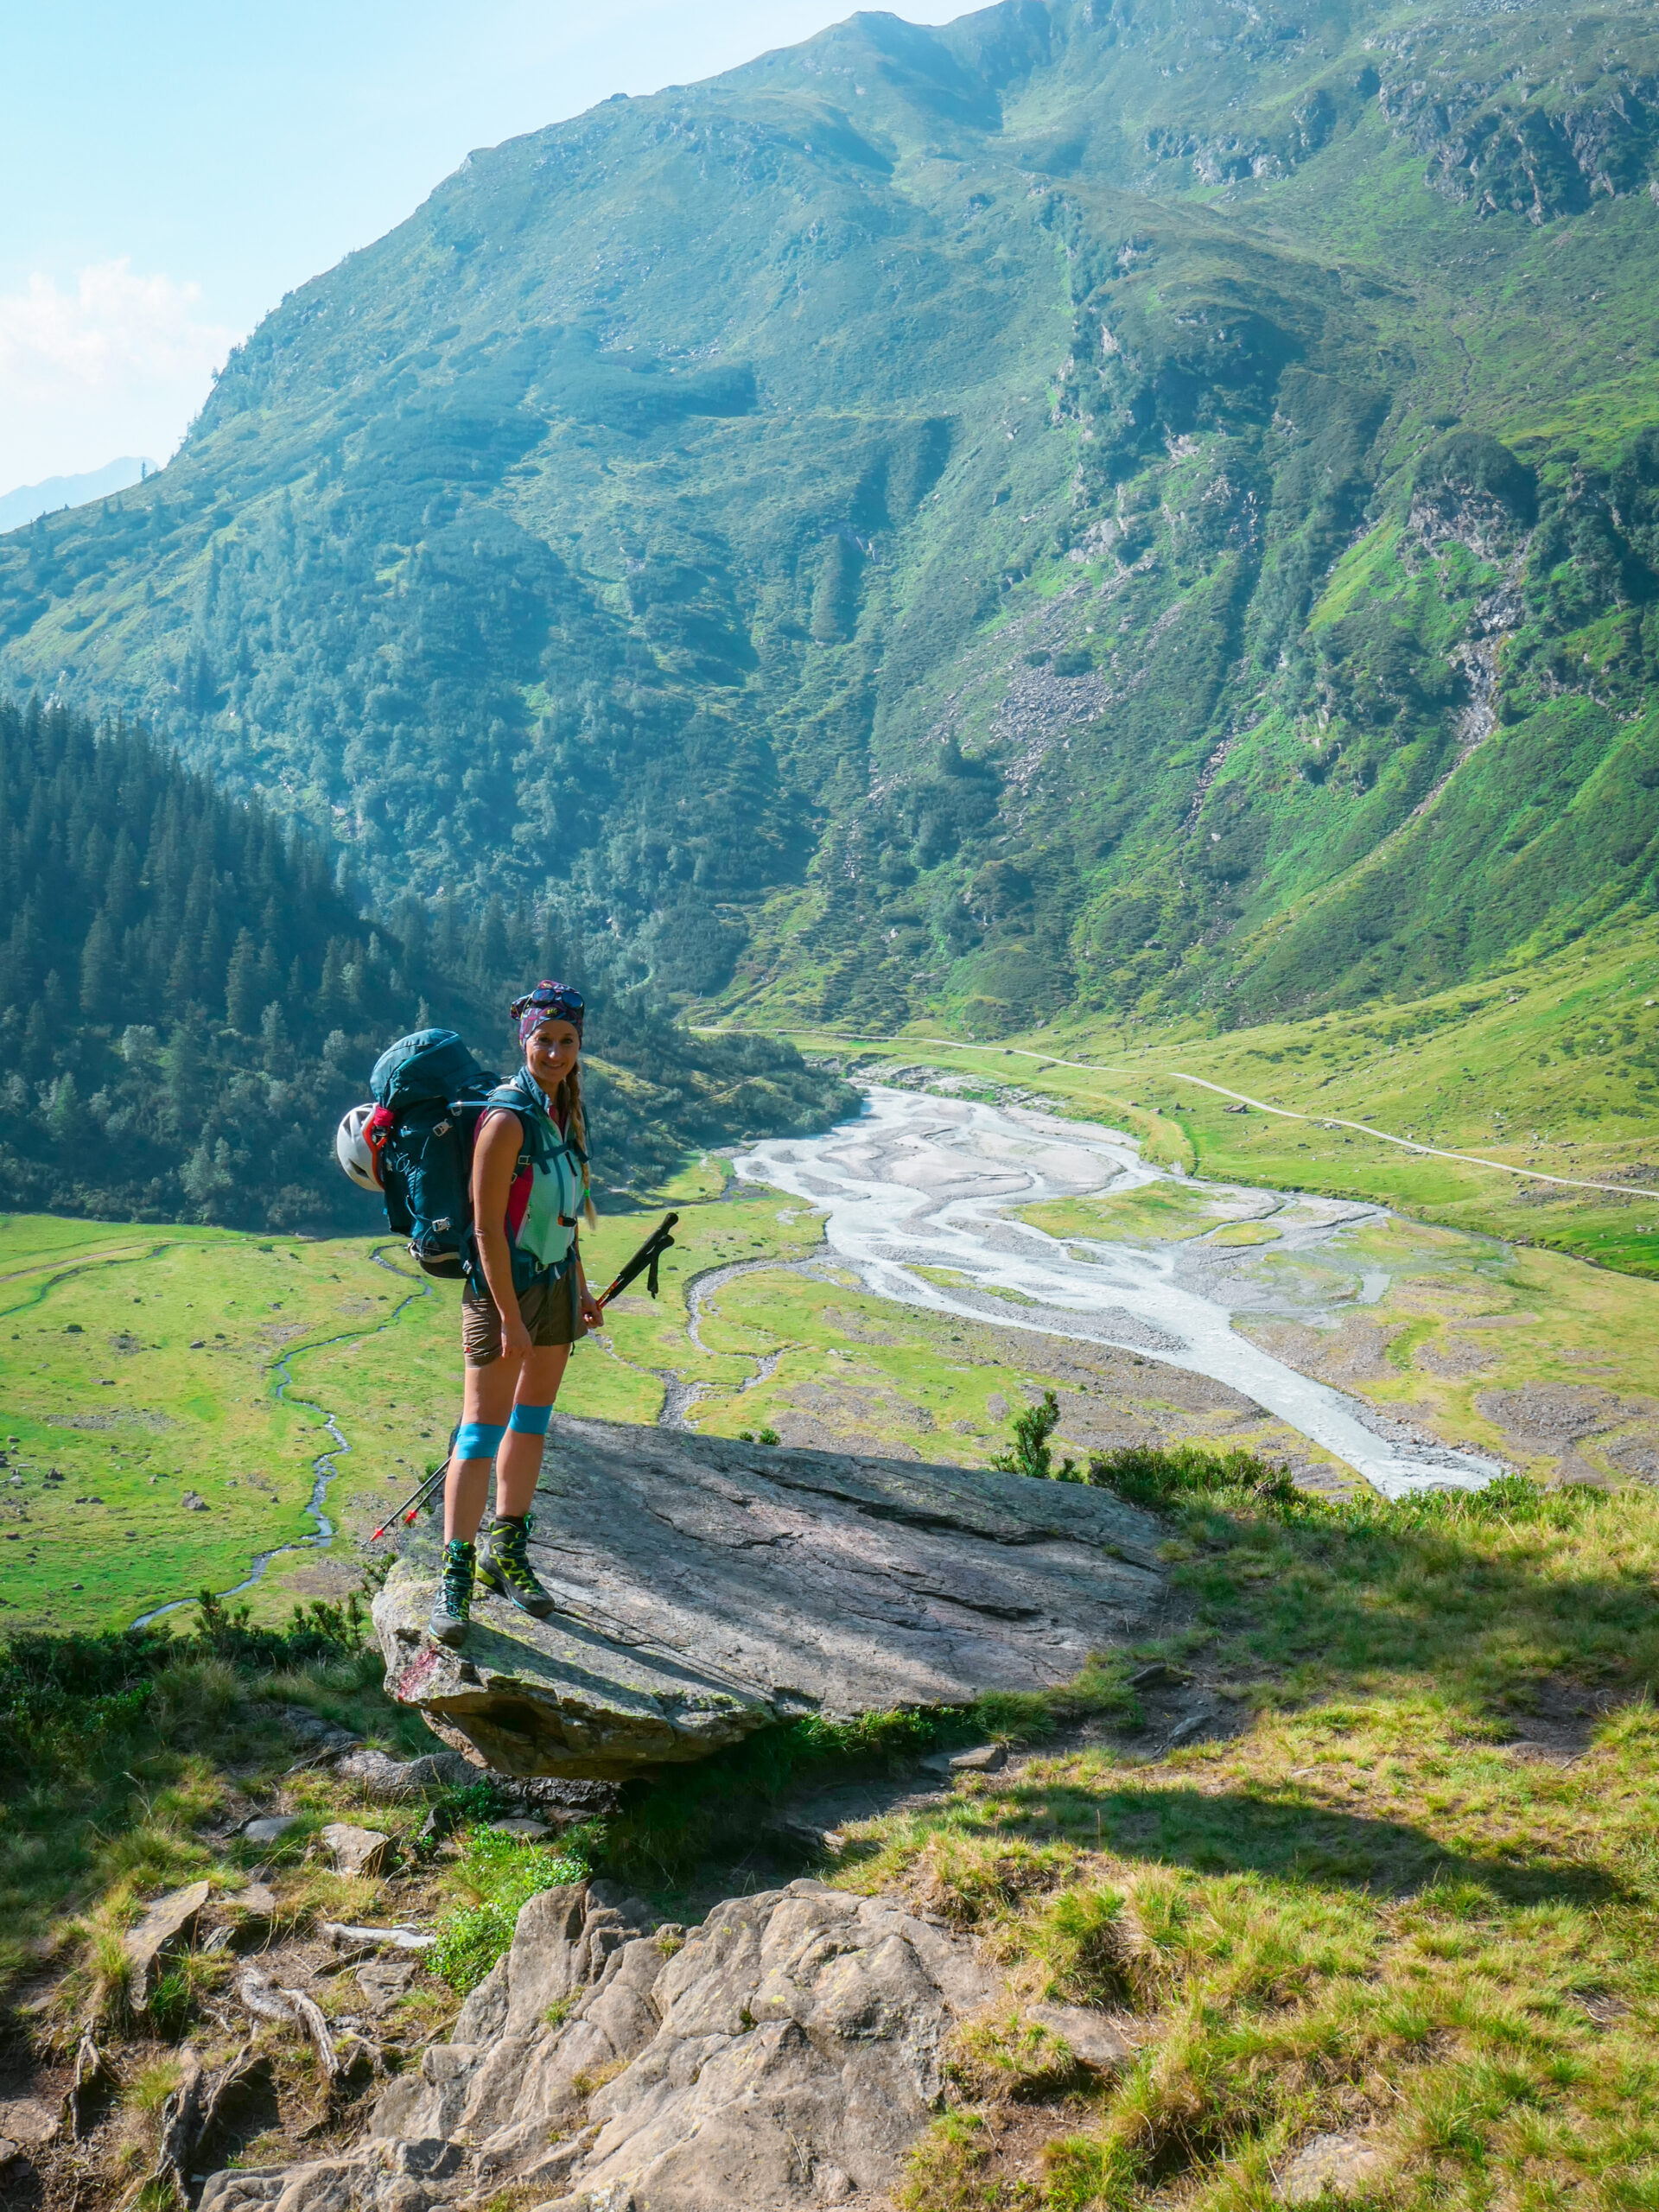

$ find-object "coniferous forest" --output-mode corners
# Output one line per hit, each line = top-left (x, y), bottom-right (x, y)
(0, 698), (851, 1227)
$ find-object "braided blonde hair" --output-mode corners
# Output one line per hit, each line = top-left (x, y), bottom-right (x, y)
(553, 1061), (598, 1228)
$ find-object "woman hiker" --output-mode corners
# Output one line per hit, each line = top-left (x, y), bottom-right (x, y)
(429, 981), (603, 1647)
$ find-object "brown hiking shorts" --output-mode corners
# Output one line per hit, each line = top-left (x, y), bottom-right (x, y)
(461, 1267), (586, 1366)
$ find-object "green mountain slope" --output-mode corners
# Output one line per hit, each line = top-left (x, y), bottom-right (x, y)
(3, 0), (1658, 1034)
(0, 700), (850, 1229)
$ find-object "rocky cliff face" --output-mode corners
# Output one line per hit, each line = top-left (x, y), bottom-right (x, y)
(196, 1876), (1084, 2212)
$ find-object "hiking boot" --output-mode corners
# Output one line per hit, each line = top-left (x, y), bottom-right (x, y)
(479, 1512), (556, 1619)
(429, 1538), (475, 1647)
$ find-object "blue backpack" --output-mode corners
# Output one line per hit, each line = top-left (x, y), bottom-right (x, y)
(368, 1029), (499, 1281)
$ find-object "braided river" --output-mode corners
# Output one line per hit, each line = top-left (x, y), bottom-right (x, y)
(736, 1084), (1502, 1498)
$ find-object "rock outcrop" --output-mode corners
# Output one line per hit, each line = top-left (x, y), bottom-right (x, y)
(372, 1418), (1166, 1778)
(200, 1877), (1016, 2212)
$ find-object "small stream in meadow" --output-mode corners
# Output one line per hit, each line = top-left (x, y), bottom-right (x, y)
(736, 1085), (1501, 1498)
(129, 1253), (434, 1628)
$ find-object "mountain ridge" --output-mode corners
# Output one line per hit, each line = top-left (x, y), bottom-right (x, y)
(2, 0), (1656, 1038)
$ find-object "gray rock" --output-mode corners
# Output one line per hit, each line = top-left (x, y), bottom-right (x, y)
(0, 2139), (19, 2170)
(321, 1823), (393, 1877)
(1166, 1709), (1218, 1748)
(949, 1743), (1007, 1773)
(374, 1416), (1165, 1777)
(201, 1872), (998, 2209)
(335, 1746), (468, 1801)
(124, 1878), (210, 1994)
(277, 1706), (365, 1762)
(1023, 2003), (1134, 2075)
(384, 1875), (991, 2209)
(356, 1960), (419, 2015)
(0, 2096), (57, 2146)
(324, 1923), (435, 1954)
(1280, 2131), (1388, 2202)
(243, 1815), (299, 1847)
(234, 1965), (296, 2026)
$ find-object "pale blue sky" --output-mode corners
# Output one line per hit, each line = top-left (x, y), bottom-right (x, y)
(0, 2), (964, 490)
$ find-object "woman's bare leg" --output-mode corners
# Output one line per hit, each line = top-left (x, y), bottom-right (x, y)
(443, 1353), (521, 1543)
(494, 1343), (570, 1516)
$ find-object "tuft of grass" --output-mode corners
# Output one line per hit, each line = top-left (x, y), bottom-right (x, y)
(124, 2056), (185, 2119)
(429, 1827), (593, 1993)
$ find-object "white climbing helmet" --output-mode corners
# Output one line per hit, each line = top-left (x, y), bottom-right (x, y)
(335, 1103), (383, 1192)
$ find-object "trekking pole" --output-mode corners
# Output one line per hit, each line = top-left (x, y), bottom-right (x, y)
(372, 1439), (456, 1541)
(593, 1211), (679, 1307)
(370, 1215), (680, 1540)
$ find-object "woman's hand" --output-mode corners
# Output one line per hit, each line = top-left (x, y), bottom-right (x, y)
(499, 1312), (534, 1363)
(580, 1287), (605, 1332)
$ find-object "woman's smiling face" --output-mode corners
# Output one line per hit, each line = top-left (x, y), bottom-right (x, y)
(524, 1018), (580, 1091)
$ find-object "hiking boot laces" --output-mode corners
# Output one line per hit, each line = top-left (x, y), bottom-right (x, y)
(482, 1513), (556, 1616)
(437, 1538), (475, 1622)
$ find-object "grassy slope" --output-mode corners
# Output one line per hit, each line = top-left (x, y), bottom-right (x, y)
(3, 2), (1656, 1041)
(10, 1459), (1657, 2209)
(858, 1468), (1659, 2210)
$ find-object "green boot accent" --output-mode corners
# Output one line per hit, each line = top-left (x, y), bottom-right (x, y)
(479, 1512), (556, 1619)
(429, 1538), (475, 1647)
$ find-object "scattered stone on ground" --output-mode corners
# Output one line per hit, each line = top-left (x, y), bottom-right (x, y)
(488, 1815), (550, 1839)
(243, 1815), (298, 1847)
(0, 2096), (57, 2146)
(0, 2139), (19, 2168)
(278, 1707), (365, 1763)
(1166, 1707), (1221, 1747)
(334, 1745), (468, 1801)
(181, 1490), (210, 1510)
(323, 1922), (435, 1954)
(234, 1966), (295, 2026)
(949, 1743), (1007, 1773)
(123, 1878), (210, 1993)
(320, 1822), (393, 1877)
(355, 1960), (418, 2015)
(374, 1416), (1165, 1777)
(1280, 2130), (1389, 2202)
(200, 1876), (999, 2211)
(1022, 2004), (1135, 2075)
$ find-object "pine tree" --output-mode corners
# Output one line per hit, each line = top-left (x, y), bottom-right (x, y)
(225, 930), (260, 1032)
(79, 910), (118, 1015)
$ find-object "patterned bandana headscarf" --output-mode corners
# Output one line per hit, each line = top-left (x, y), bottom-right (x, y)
(511, 981), (585, 1046)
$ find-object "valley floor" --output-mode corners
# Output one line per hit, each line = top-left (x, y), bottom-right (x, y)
(4, 970), (1658, 1635)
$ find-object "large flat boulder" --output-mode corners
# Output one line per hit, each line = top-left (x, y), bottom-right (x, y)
(373, 1416), (1165, 1778)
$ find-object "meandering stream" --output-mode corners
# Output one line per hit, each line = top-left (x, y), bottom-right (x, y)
(129, 1252), (434, 1629)
(736, 1085), (1502, 1498)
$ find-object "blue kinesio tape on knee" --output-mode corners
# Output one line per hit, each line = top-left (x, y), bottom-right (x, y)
(454, 1421), (507, 1462)
(508, 1402), (555, 1437)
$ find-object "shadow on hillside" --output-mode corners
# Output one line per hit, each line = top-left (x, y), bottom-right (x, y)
(1011, 1774), (1626, 1905)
